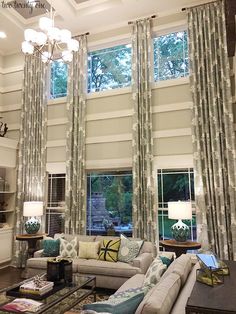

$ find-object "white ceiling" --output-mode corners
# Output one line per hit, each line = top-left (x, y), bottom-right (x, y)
(0, 0), (213, 56)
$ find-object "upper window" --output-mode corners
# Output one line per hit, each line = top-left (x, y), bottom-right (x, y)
(87, 171), (133, 236)
(50, 60), (68, 99)
(153, 30), (189, 82)
(87, 44), (132, 93)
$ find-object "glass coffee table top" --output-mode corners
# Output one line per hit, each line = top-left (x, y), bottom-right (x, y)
(0, 273), (96, 314)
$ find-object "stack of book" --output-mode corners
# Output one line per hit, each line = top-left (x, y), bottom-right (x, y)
(19, 280), (54, 296)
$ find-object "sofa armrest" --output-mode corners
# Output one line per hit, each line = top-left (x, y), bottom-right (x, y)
(33, 249), (44, 258)
(131, 253), (153, 274)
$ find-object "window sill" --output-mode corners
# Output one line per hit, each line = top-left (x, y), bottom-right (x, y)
(152, 76), (189, 89)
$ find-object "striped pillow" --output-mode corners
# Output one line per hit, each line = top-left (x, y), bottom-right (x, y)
(98, 239), (121, 262)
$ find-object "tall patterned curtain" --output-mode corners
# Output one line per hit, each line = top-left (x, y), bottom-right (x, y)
(131, 19), (157, 243)
(188, 0), (236, 260)
(65, 35), (87, 235)
(12, 53), (47, 267)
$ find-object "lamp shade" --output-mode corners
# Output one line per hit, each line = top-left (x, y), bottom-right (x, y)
(23, 201), (43, 217)
(168, 201), (192, 220)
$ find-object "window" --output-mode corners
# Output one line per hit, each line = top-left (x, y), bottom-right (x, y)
(46, 173), (65, 236)
(157, 168), (196, 240)
(87, 171), (132, 236)
(87, 44), (132, 93)
(153, 30), (189, 81)
(50, 61), (68, 99)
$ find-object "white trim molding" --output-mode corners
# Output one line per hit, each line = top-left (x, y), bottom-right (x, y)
(152, 102), (191, 114)
(0, 84), (22, 94)
(86, 158), (132, 170)
(86, 133), (132, 144)
(0, 65), (23, 75)
(153, 128), (191, 139)
(152, 77), (189, 89)
(0, 103), (21, 112)
(87, 86), (131, 99)
(0, 137), (18, 149)
(86, 109), (133, 122)
(46, 162), (66, 173)
(47, 140), (66, 148)
(153, 154), (194, 169)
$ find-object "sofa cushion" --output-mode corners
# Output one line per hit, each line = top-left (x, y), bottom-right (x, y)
(83, 292), (144, 314)
(136, 273), (181, 314)
(143, 256), (167, 287)
(60, 237), (78, 259)
(42, 239), (60, 257)
(98, 239), (121, 262)
(77, 259), (140, 277)
(118, 234), (143, 263)
(78, 241), (100, 259)
(26, 257), (78, 272)
(161, 254), (192, 286)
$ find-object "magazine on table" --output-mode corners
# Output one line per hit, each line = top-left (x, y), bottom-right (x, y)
(1, 298), (43, 312)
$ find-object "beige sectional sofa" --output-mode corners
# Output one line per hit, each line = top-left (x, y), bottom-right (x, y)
(25, 234), (154, 290)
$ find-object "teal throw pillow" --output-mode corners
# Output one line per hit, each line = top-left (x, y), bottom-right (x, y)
(43, 239), (60, 257)
(160, 256), (173, 267)
(83, 292), (144, 314)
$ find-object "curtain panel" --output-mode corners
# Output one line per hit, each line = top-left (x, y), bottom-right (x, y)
(188, 0), (236, 259)
(131, 19), (157, 243)
(65, 35), (88, 235)
(12, 54), (47, 267)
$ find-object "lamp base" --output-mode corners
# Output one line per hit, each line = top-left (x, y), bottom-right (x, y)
(25, 217), (40, 234)
(171, 219), (189, 242)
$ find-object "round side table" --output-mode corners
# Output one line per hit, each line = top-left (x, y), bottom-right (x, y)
(160, 239), (201, 257)
(16, 233), (47, 258)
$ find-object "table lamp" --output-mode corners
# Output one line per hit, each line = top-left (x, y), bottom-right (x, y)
(23, 201), (43, 234)
(168, 201), (192, 242)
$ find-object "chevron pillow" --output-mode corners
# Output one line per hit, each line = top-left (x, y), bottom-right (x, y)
(98, 239), (121, 262)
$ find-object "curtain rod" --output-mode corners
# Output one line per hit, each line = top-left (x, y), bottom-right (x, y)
(73, 32), (90, 39)
(128, 15), (157, 25)
(182, 0), (217, 11)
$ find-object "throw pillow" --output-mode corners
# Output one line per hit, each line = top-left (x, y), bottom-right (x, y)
(60, 237), (77, 258)
(160, 255), (173, 267)
(79, 241), (100, 259)
(42, 239), (60, 257)
(143, 256), (167, 287)
(118, 234), (143, 263)
(110, 286), (149, 299)
(83, 292), (144, 314)
(98, 239), (121, 262)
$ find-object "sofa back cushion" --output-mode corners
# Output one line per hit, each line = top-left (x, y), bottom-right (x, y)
(161, 254), (192, 286)
(136, 272), (181, 314)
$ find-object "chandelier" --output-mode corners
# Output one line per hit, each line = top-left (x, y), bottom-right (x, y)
(21, 3), (79, 63)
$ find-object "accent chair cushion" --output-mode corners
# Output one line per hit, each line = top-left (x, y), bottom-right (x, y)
(98, 239), (121, 262)
(78, 241), (100, 259)
(60, 237), (77, 259)
(118, 234), (143, 263)
(143, 256), (167, 287)
(42, 239), (60, 257)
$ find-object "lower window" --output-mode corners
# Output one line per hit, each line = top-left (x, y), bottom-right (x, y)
(46, 173), (65, 236)
(157, 168), (196, 240)
(87, 171), (133, 236)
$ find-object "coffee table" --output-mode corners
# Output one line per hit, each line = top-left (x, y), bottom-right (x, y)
(0, 273), (96, 314)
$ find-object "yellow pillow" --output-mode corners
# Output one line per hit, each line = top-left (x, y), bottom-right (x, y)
(98, 239), (121, 262)
(78, 241), (100, 259)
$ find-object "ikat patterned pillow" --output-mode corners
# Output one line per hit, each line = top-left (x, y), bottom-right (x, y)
(59, 237), (77, 258)
(143, 256), (167, 287)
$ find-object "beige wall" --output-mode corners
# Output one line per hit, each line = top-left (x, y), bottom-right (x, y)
(0, 11), (193, 172)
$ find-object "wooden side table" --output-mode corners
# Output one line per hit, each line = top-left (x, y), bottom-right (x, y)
(16, 233), (47, 258)
(186, 260), (236, 313)
(160, 239), (201, 257)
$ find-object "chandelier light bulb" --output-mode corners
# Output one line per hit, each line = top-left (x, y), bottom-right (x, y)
(22, 41), (34, 54)
(48, 27), (61, 41)
(24, 29), (37, 42)
(35, 32), (47, 45)
(60, 29), (71, 43)
(39, 17), (53, 31)
(67, 39), (79, 52)
(62, 50), (73, 62)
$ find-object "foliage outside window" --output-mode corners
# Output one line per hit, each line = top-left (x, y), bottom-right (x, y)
(87, 44), (132, 93)
(50, 61), (68, 99)
(46, 173), (65, 236)
(87, 171), (132, 236)
(154, 30), (189, 81)
(157, 168), (196, 240)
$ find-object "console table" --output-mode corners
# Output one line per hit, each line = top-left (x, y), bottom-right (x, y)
(159, 239), (201, 257)
(16, 233), (47, 258)
(186, 260), (236, 314)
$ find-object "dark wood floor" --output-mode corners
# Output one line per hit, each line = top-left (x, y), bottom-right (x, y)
(0, 266), (23, 290)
